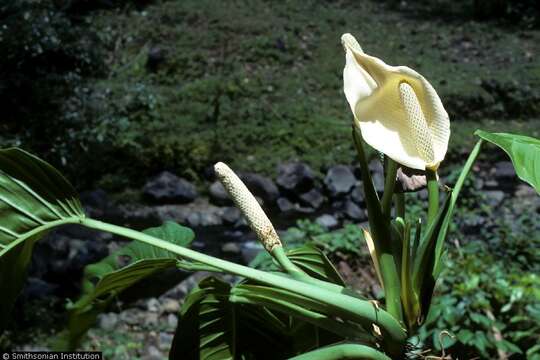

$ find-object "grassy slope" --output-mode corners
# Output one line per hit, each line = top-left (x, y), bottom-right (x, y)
(89, 0), (540, 184)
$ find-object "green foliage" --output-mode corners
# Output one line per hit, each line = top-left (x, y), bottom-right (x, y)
(58, 222), (195, 350)
(170, 273), (361, 359)
(3, 0), (540, 187)
(0, 148), (85, 331)
(476, 130), (540, 193)
(416, 203), (540, 358)
(250, 220), (367, 271)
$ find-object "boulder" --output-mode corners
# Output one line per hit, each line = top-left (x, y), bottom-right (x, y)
(209, 181), (232, 205)
(350, 184), (365, 204)
(493, 161), (517, 191)
(143, 171), (198, 204)
(493, 161), (515, 179)
(343, 199), (366, 222)
(324, 165), (356, 197)
(276, 197), (314, 215)
(484, 190), (505, 208)
(221, 207), (242, 225)
(316, 214), (339, 229)
(298, 188), (324, 209)
(276, 162), (315, 193)
(240, 173), (279, 204)
(276, 197), (295, 213)
(372, 172), (385, 193)
(368, 158), (384, 175)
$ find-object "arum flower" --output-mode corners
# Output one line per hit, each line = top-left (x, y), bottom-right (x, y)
(342, 33), (450, 171)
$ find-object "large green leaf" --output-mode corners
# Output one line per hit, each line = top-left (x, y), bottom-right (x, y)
(287, 244), (346, 286)
(475, 130), (540, 194)
(0, 148), (85, 331)
(230, 283), (371, 343)
(171, 276), (354, 360)
(170, 277), (290, 360)
(59, 221), (195, 350)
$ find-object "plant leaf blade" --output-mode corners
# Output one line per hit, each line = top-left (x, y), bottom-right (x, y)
(475, 130), (540, 193)
(0, 148), (85, 330)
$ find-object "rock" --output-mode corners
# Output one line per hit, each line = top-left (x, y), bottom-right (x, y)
(143, 171), (198, 204)
(186, 212), (201, 227)
(159, 331), (174, 350)
(209, 181), (232, 206)
(234, 216), (249, 230)
(493, 161), (515, 179)
(120, 309), (140, 325)
(222, 242), (241, 254)
(276, 197), (314, 215)
(166, 314), (178, 330)
(154, 205), (191, 224)
(240, 173), (279, 204)
(483, 179), (499, 190)
(350, 185), (365, 204)
(492, 161), (516, 191)
(144, 312), (159, 327)
(98, 313), (119, 331)
(515, 183), (536, 198)
(162, 299), (180, 314)
(298, 188), (324, 209)
(115, 204), (161, 228)
(221, 207), (241, 224)
(277, 197), (295, 213)
(372, 172), (385, 193)
(147, 298), (161, 312)
(484, 190), (505, 208)
(143, 345), (163, 360)
(324, 165), (356, 197)
(198, 212), (223, 226)
(513, 184), (540, 213)
(369, 158), (384, 175)
(276, 162), (315, 193)
(343, 200), (366, 221)
(316, 214), (339, 229)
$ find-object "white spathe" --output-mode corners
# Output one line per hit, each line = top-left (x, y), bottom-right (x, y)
(342, 33), (450, 170)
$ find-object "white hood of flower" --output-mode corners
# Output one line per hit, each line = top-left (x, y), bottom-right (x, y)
(342, 33), (450, 170)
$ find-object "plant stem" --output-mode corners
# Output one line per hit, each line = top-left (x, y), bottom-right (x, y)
(81, 218), (406, 355)
(381, 158), (398, 218)
(352, 126), (403, 324)
(426, 169), (439, 226)
(395, 193), (405, 220)
(272, 246), (305, 278)
(287, 343), (392, 360)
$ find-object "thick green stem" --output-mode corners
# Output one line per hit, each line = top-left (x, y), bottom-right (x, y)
(352, 126), (403, 325)
(426, 169), (439, 227)
(272, 246), (353, 295)
(272, 246), (305, 277)
(288, 344), (392, 360)
(81, 218), (406, 355)
(381, 159), (398, 218)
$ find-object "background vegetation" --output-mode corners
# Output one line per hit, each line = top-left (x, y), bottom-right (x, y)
(2, 0), (540, 189)
(1, 0), (539, 358)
